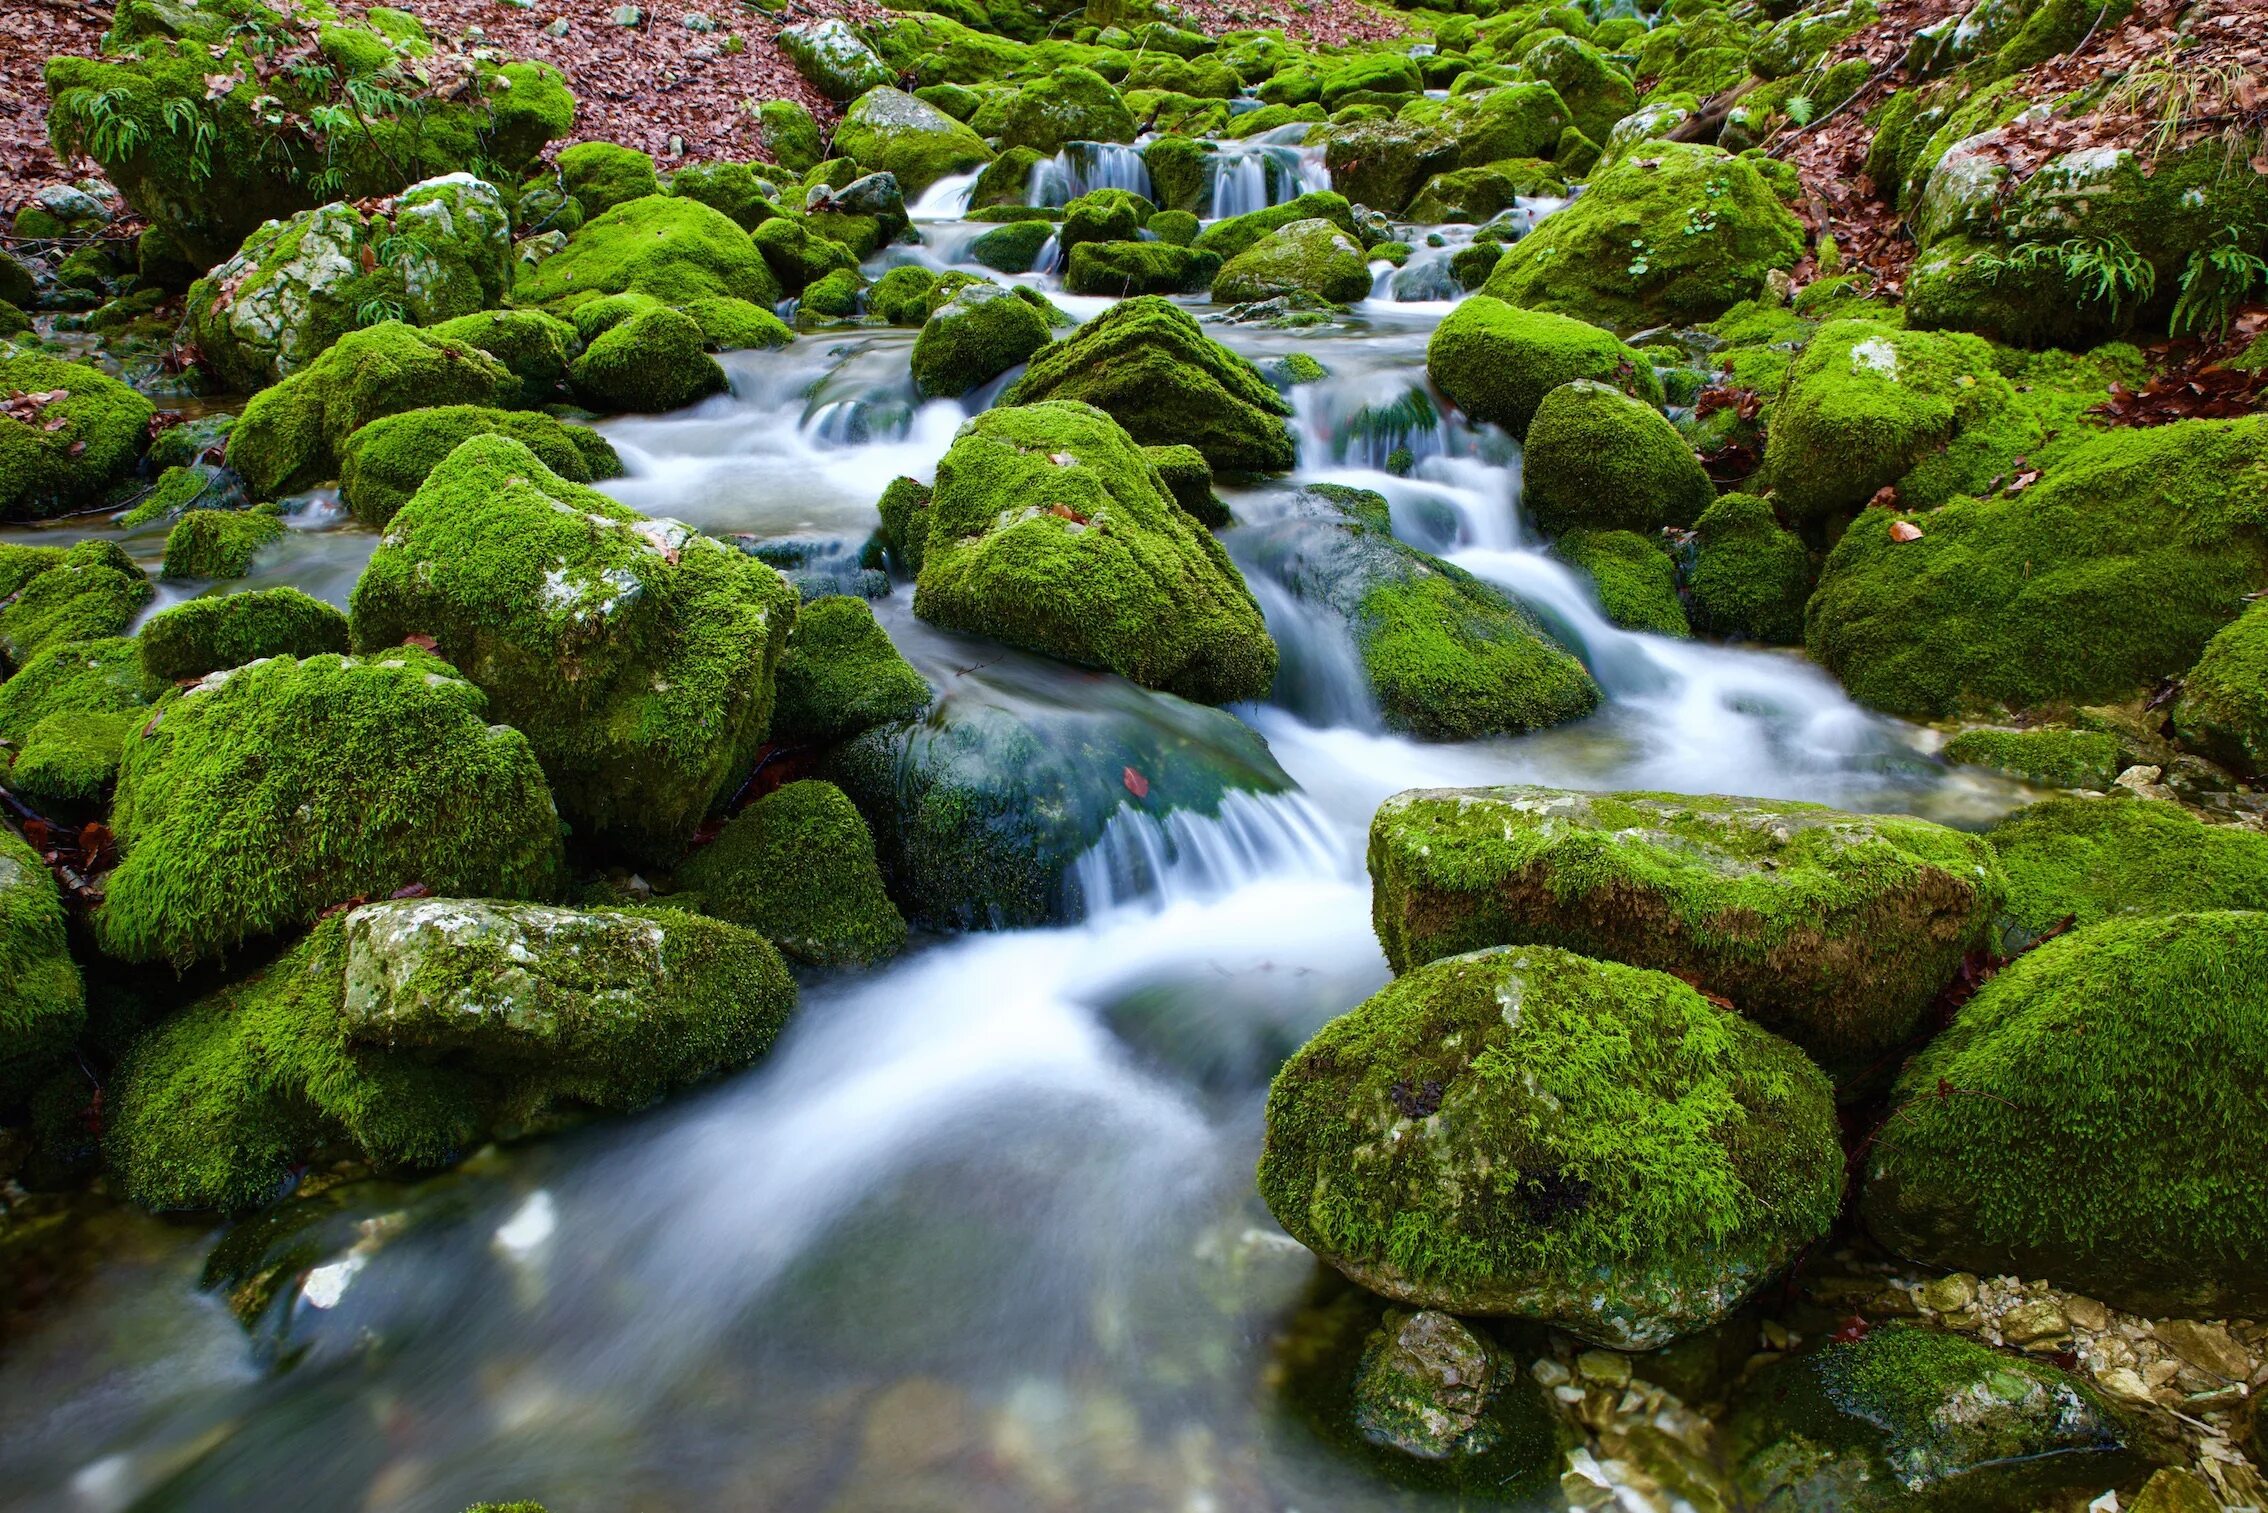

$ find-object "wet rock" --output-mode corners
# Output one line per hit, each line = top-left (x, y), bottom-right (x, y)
(0, 824), (85, 1104)
(0, 539), (152, 670)
(1523, 379), (1713, 536)
(779, 18), (892, 102)
(1984, 795), (2268, 944)
(767, 594), (931, 747)
(910, 281), (1050, 399)
(338, 405), (621, 527)
(676, 780), (906, 967)
(1353, 1310), (1503, 1459)
(0, 349), (155, 522)
(1212, 218), (1373, 307)
(833, 87), (993, 199)
(1424, 296), (1662, 436)
(138, 587), (349, 683)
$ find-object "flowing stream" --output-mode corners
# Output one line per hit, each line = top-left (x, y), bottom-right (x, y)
(0, 155), (2029, 1513)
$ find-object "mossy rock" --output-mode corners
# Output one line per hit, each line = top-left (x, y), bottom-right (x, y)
(0, 349), (155, 521)
(338, 405), (620, 526)
(910, 281), (1052, 399)
(7, 709), (140, 820)
(1805, 416), (2268, 718)
(556, 142), (659, 219)
(1941, 726), (2120, 791)
(1368, 785), (2006, 1079)
(1062, 239), (1221, 297)
(138, 587), (350, 684)
(0, 824), (86, 1104)
(1685, 491), (1810, 645)
(998, 65), (1135, 153)
(914, 401), (1275, 704)
(1984, 795), (2268, 944)
(1143, 443), (1226, 527)
(94, 649), (564, 967)
(161, 507), (285, 581)
(969, 145), (1046, 210)
(107, 898), (793, 1211)
(1524, 380), (1712, 537)
(1862, 911), (2268, 1317)
(1424, 297), (1662, 436)
(779, 18), (893, 102)
(1193, 191), (1360, 263)
(1059, 188), (1155, 257)
(0, 540), (153, 671)
(1003, 296), (1293, 473)
(1404, 82), (1573, 169)
(0, 635), (154, 747)
(1722, 1323), (2144, 1513)
(515, 194), (782, 312)
(2173, 597), (2268, 777)
(1259, 943), (1843, 1347)
(1518, 34), (1634, 144)
(678, 780), (906, 966)
(825, 676), (1295, 930)
(833, 86), (993, 198)
(1321, 118), (1456, 216)
(868, 265), (940, 325)
(568, 306), (727, 413)
(1480, 141), (1805, 334)
(349, 435), (798, 866)
(226, 322), (515, 499)
(422, 309), (581, 406)
(1404, 159), (1565, 224)
(874, 475), (932, 575)
(1213, 218), (1373, 306)
(1549, 529), (1687, 636)
(968, 219), (1053, 273)
(665, 160), (782, 232)
(1240, 484), (1600, 738)
(768, 594), (931, 747)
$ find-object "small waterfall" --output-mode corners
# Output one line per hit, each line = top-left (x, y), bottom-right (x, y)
(1207, 152), (1271, 219)
(1026, 142), (1152, 207)
(1070, 789), (1343, 916)
(909, 168), (980, 219)
(1288, 381), (1459, 476)
(1244, 572), (1381, 730)
(1203, 143), (1322, 218)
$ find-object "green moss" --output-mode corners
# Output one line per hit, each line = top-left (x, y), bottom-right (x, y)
(568, 307), (727, 413)
(998, 65), (1135, 153)
(138, 587), (350, 683)
(1062, 240), (1220, 296)
(768, 594), (931, 747)
(117, 464), (229, 529)
(1194, 191), (1359, 263)
(1258, 944), (1842, 1346)
(1550, 530), (1688, 635)
(339, 405), (621, 526)
(832, 86), (993, 198)
(1942, 726), (2120, 791)
(349, 435), (798, 865)
(557, 141), (660, 218)
(1424, 297), (1662, 436)
(1057, 188), (1155, 256)
(915, 400), (1276, 704)
(1143, 443), (1227, 527)
(95, 649), (564, 967)
(515, 194), (782, 311)
(2173, 597), (2268, 777)
(8, 709), (140, 819)
(910, 280), (1052, 399)
(1405, 82), (1573, 169)
(751, 214), (857, 295)
(0, 635), (154, 741)
(423, 309), (581, 406)
(228, 322), (515, 498)
(1985, 795), (2268, 942)
(678, 780), (906, 966)
(1004, 296), (1293, 473)
(758, 99), (827, 174)
(1320, 117), (1457, 215)
(1677, 493), (1804, 643)
(162, 507), (285, 581)
(1137, 135), (1207, 214)
(868, 265), (940, 325)
(875, 475), (932, 575)
(1806, 417), (2268, 717)
(1863, 911), (2268, 1316)
(0, 540), (153, 670)
(0, 349), (154, 521)
(1214, 217), (1373, 306)
(968, 219), (1053, 273)
(797, 267), (866, 321)
(666, 160), (781, 232)
(1368, 785), (2006, 1078)
(1147, 209), (1199, 247)
(1480, 141), (1805, 334)
(0, 823), (86, 1102)
(1524, 380), (1712, 536)
(107, 898), (793, 1210)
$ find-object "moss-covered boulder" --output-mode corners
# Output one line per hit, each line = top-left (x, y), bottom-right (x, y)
(1322, 118), (1457, 216)
(752, 215), (858, 297)
(6, 708), (139, 820)
(1368, 786), (2005, 1078)
(1480, 141), (1805, 333)
(1410, 82), (1573, 168)
(0, 348), (154, 521)
(1549, 529), (1687, 636)
(758, 99), (827, 175)
(1518, 35), (1634, 146)
(226, 322), (514, 498)
(0, 540), (152, 671)
(349, 436), (798, 865)
(1764, 320), (2017, 524)
(1863, 911), (2268, 1316)
(1423, 297), (1661, 436)
(1241, 484), (1599, 737)
(162, 506), (285, 580)
(95, 648), (563, 967)
(665, 159), (781, 232)
(423, 308), (581, 406)
(1259, 944), (1843, 1346)
(678, 780), (905, 966)
(779, 18), (893, 102)
(1723, 1324), (2144, 1513)
(1806, 417), (2268, 718)
(1985, 795), (2268, 943)
(826, 675), (1297, 929)
(183, 175), (512, 391)
(1213, 218), (1373, 306)
(998, 65), (1135, 154)
(867, 265), (940, 326)
(1058, 188), (1156, 257)
(338, 405), (620, 526)
(1685, 491), (1810, 645)
(556, 142), (659, 219)
(909, 280), (1052, 399)
(514, 194), (782, 312)
(833, 87), (993, 199)
(138, 587), (350, 684)
(1194, 191), (1361, 263)
(1403, 159), (1565, 225)
(107, 898), (793, 1211)
(0, 634), (152, 741)
(1524, 380), (1712, 537)
(914, 401), (1275, 704)
(768, 594), (931, 747)
(1003, 296), (1294, 473)
(968, 219), (1053, 273)
(0, 823), (85, 1104)
(567, 306), (727, 413)
(1063, 240), (1222, 297)
(2173, 598), (2268, 777)
(1942, 726), (2121, 792)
